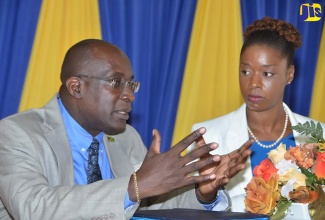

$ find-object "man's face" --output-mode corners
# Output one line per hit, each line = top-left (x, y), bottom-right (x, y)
(76, 46), (136, 136)
(239, 44), (293, 112)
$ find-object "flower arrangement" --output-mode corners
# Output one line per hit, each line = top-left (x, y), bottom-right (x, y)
(244, 121), (325, 220)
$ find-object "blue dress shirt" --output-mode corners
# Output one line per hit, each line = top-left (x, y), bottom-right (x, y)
(58, 98), (135, 208)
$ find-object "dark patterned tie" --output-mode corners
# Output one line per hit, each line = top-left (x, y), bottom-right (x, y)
(87, 138), (102, 184)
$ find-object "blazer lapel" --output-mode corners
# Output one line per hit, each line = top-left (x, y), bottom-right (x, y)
(225, 104), (253, 195)
(225, 104), (250, 153)
(104, 135), (135, 178)
(42, 96), (75, 185)
(284, 103), (309, 145)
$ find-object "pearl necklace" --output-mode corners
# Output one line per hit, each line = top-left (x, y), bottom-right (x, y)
(247, 108), (288, 149)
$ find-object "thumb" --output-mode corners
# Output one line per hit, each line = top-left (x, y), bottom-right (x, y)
(148, 129), (161, 155)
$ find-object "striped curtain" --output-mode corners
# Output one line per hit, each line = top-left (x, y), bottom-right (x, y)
(19, 0), (102, 111)
(310, 21), (325, 119)
(172, 0), (243, 146)
(1, 0), (324, 152)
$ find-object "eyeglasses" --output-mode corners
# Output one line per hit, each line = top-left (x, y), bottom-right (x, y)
(77, 74), (140, 93)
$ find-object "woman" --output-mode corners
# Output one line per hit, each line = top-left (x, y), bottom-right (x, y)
(192, 17), (325, 212)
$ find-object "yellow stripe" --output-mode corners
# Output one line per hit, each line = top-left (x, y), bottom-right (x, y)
(310, 21), (325, 122)
(19, 0), (102, 111)
(172, 0), (243, 148)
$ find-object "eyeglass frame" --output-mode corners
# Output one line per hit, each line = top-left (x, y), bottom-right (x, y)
(76, 74), (140, 93)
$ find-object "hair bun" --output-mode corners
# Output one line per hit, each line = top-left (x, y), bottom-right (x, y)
(244, 17), (302, 49)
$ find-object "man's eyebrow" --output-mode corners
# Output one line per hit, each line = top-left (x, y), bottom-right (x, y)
(110, 72), (135, 79)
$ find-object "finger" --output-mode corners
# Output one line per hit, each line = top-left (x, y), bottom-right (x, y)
(182, 149), (220, 174)
(229, 139), (253, 159)
(185, 173), (217, 186)
(195, 135), (206, 148)
(227, 148), (251, 170)
(194, 136), (211, 159)
(170, 127), (206, 155)
(216, 173), (230, 188)
(147, 129), (162, 155)
(230, 145), (252, 167)
(183, 143), (219, 164)
(236, 147), (252, 163)
(237, 138), (254, 155)
(226, 148), (251, 178)
(225, 162), (247, 180)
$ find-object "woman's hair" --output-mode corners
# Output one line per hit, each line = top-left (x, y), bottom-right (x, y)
(241, 17), (302, 66)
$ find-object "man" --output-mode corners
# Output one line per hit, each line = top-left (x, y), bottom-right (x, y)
(0, 39), (252, 219)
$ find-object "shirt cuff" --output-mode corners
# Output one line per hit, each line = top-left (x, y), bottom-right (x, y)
(196, 187), (230, 211)
(200, 194), (222, 211)
(125, 190), (137, 209)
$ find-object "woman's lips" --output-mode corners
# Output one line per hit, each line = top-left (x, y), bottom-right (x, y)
(248, 95), (263, 103)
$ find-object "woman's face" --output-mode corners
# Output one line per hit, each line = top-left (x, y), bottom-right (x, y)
(239, 44), (294, 112)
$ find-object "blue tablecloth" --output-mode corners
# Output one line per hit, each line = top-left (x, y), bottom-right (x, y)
(132, 208), (269, 220)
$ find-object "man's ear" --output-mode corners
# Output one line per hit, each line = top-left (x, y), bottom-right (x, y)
(66, 77), (82, 98)
(287, 65), (295, 85)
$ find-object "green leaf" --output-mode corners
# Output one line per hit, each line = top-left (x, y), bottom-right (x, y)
(300, 168), (318, 190)
(270, 197), (291, 220)
(292, 121), (324, 143)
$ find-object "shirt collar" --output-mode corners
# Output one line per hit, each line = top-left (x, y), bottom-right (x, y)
(58, 97), (104, 152)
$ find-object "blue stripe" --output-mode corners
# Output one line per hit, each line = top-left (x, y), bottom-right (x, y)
(98, 0), (197, 151)
(0, 0), (42, 118)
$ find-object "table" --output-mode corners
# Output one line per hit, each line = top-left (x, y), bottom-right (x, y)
(132, 208), (269, 220)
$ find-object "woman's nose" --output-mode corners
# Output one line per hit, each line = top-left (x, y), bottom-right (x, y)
(249, 73), (262, 89)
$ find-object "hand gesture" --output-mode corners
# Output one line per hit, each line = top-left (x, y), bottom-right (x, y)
(129, 127), (221, 202)
(195, 137), (253, 202)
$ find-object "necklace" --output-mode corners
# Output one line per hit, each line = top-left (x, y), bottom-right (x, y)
(247, 107), (288, 149)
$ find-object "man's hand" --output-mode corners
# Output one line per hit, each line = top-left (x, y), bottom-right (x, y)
(195, 138), (253, 202)
(128, 127), (221, 202)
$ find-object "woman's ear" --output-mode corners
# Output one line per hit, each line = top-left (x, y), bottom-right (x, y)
(66, 77), (82, 98)
(287, 65), (295, 85)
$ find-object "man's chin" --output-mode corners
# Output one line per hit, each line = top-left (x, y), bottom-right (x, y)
(105, 124), (126, 136)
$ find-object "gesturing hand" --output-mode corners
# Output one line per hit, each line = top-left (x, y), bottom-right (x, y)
(195, 137), (253, 202)
(128, 127), (221, 201)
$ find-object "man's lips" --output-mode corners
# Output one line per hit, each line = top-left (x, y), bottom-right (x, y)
(114, 109), (131, 120)
(248, 94), (263, 102)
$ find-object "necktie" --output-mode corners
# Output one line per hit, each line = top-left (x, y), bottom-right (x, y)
(87, 138), (102, 184)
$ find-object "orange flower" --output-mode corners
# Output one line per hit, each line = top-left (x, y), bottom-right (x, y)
(253, 159), (278, 182)
(314, 151), (325, 178)
(245, 173), (280, 214)
(284, 144), (317, 169)
(289, 186), (318, 203)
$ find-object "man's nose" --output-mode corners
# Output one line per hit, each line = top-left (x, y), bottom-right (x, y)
(121, 85), (135, 103)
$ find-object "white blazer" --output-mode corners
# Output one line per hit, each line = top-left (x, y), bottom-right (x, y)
(192, 103), (325, 212)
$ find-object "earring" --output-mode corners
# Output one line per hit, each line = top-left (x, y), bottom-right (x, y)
(287, 81), (291, 85)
